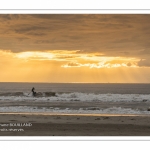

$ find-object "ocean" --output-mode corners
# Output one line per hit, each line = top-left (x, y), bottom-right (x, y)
(0, 82), (150, 114)
(0, 82), (150, 94)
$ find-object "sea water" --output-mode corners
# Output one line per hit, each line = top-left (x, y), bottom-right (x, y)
(0, 82), (150, 114)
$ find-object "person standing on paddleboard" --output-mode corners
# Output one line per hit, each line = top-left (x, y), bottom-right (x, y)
(32, 87), (36, 96)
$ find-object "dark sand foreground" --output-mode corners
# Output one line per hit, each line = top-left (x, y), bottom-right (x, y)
(0, 113), (150, 136)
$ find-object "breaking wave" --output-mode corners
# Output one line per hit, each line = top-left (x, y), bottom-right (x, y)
(0, 92), (150, 102)
(0, 92), (56, 97)
(0, 106), (149, 114)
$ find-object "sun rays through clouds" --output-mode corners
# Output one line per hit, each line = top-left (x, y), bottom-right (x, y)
(0, 14), (150, 82)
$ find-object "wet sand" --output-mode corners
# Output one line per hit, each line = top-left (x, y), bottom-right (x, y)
(1, 113), (150, 136)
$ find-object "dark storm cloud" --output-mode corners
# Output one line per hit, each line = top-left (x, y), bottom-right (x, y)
(0, 14), (150, 59)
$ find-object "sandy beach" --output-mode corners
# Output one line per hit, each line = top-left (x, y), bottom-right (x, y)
(0, 113), (150, 136)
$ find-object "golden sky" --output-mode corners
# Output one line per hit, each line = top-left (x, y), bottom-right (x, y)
(0, 14), (150, 83)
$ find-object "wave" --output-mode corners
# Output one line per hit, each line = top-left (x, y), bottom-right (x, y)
(55, 92), (150, 102)
(0, 92), (56, 97)
(0, 106), (149, 114)
(0, 92), (150, 102)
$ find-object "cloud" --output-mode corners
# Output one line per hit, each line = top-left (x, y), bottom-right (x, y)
(0, 14), (150, 61)
(62, 62), (81, 68)
(0, 14), (12, 20)
(138, 59), (150, 67)
(61, 61), (137, 69)
(14, 26), (48, 34)
(0, 49), (141, 69)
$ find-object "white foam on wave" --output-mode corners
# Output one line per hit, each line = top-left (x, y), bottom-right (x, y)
(0, 106), (149, 114)
(0, 92), (150, 102)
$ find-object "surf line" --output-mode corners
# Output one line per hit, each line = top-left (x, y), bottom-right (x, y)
(0, 112), (149, 117)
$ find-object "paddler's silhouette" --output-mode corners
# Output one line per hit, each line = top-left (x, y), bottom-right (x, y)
(32, 87), (36, 96)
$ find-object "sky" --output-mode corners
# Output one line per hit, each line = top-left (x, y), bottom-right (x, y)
(0, 14), (150, 83)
